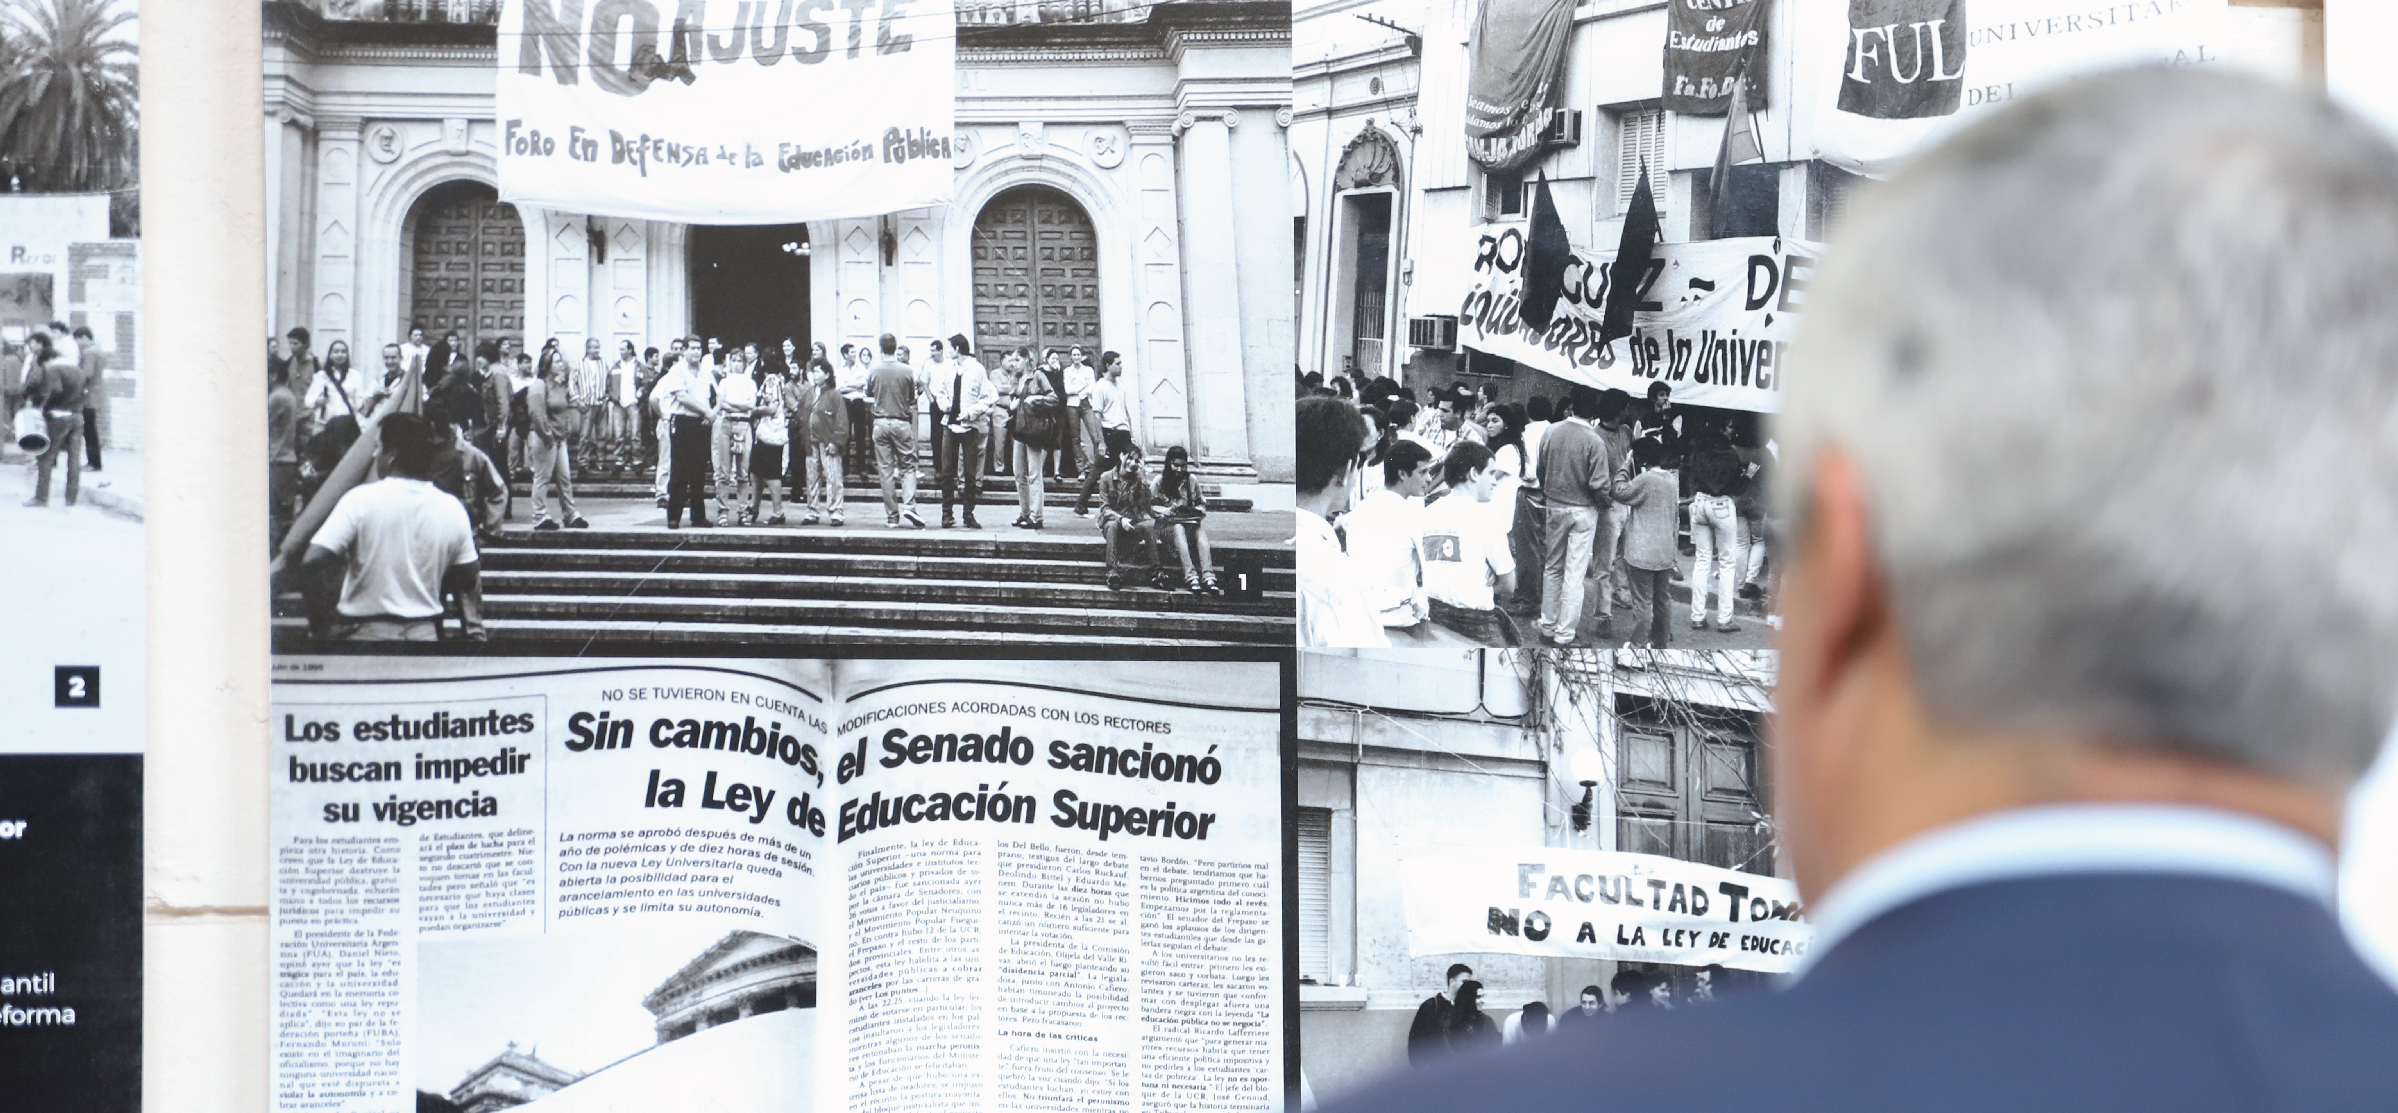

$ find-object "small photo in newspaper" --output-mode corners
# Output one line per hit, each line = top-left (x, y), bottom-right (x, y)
(267, 655), (1292, 1112)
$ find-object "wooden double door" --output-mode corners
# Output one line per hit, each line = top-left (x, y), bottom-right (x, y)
(971, 186), (1100, 360)
(407, 180), (526, 355)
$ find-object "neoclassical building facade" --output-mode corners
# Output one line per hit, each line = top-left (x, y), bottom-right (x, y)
(264, 0), (1295, 479)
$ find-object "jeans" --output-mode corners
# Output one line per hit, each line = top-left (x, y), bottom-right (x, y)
(939, 426), (984, 517)
(270, 460), (301, 548)
(845, 398), (874, 470)
(1076, 426), (1134, 513)
(1015, 441), (1050, 523)
(1539, 502), (1600, 637)
(32, 412), (81, 504)
(807, 443), (845, 519)
(1589, 501), (1630, 625)
(1511, 488), (1546, 608)
(1689, 493), (1741, 624)
(1624, 566), (1674, 648)
(83, 407), (101, 469)
(529, 432), (577, 525)
(668, 416), (712, 525)
(986, 410), (1012, 475)
(1070, 405), (1101, 478)
(872, 417), (918, 519)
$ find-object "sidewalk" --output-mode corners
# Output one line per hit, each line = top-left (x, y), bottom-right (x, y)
(3, 440), (143, 521)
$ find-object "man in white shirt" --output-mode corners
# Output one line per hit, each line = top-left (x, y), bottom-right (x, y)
(1328, 69), (2398, 1113)
(399, 325), (431, 379)
(1073, 351), (1137, 519)
(918, 338), (959, 509)
(1296, 396), (1387, 648)
(657, 349), (717, 528)
(934, 333), (995, 529)
(301, 412), (479, 642)
(1340, 439), (1438, 632)
(1421, 442), (1516, 645)
(1061, 345), (1099, 485)
(610, 339), (642, 462)
(1513, 395), (1554, 612)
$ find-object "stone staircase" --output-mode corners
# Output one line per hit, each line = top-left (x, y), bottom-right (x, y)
(272, 523), (1294, 650)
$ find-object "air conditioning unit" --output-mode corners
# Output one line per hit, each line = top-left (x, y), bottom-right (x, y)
(1542, 109), (1584, 149)
(1408, 314), (1458, 351)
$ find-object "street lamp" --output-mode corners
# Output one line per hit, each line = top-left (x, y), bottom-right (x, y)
(1568, 744), (1606, 833)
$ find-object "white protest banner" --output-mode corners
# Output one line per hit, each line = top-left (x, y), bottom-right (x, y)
(1455, 222), (1816, 413)
(1400, 846), (1813, 974)
(1798, 0), (2227, 177)
(496, 0), (957, 223)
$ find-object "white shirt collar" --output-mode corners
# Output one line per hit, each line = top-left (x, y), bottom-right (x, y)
(1797, 804), (2334, 979)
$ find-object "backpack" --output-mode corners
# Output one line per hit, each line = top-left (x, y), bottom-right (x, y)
(1013, 393), (1062, 446)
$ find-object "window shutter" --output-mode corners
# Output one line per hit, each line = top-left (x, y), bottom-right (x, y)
(1297, 807), (1333, 980)
(1617, 108), (1667, 213)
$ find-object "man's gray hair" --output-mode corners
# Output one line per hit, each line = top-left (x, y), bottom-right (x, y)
(1779, 67), (2398, 785)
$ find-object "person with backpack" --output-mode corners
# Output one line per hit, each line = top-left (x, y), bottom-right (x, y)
(1008, 346), (1061, 529)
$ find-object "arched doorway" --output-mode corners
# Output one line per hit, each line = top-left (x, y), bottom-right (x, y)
(971, 186), (1099, 359)
(404, 180), (526, 355)
(688, 224), (812, 354)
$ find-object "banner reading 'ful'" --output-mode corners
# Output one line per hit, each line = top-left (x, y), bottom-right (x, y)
(497, 0), (957, 223)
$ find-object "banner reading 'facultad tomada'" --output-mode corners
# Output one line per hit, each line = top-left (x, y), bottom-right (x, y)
(1455, 222), (1818, 413)
(496, 0), (956, 223)
(1401, 846), (1813, 974)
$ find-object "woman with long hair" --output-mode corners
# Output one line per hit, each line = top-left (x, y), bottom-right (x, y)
(752, 352), (791, 525)
(1446, 980), (1501, 1055)
(1009, 347), (1060, 528)
(1157, 445), (1223, 594)
(525, 344), (587, 530)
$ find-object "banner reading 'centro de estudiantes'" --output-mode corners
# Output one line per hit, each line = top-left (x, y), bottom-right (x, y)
(497, 0), (956, 223)
(1402, 846), (1813, 974)
(1455, 222), (1819, 413)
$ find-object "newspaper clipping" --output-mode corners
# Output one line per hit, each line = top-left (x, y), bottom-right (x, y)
(268, 656), (1286, 1113)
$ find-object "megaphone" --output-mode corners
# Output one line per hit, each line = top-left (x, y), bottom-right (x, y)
(12, 405), (47, 455)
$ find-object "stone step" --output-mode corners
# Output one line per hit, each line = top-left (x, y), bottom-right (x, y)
(478, 569), (1290, 613)
(476, 593), (1291, 642)
(511, 485), (1255, 513)
(489, 528), (1297, 568)
(523, 471), (1229, 496)
(269, 616), (1254, 650)
(478, 547), (1297, 591)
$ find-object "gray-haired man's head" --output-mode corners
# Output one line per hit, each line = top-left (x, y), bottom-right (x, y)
(1780, 67), (2398, 786)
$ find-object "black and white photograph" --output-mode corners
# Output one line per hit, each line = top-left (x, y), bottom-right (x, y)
(260, 0), (1295, 651)
(414, 927), (817, 1112)
(1290, 0), (2280, 650)
(1293, 648), (1790, 1105)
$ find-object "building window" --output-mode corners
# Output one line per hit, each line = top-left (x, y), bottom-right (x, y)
(1807, 159), (1866, 241)
(1692, 163), (1782, 240)
(1297, 806), (1333, 981)
(1482, 168), (1524, 221)
(1613, 106), (1667, 213)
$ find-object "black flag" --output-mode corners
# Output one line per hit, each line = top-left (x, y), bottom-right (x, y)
(1520, 172), (1572, 331)
(1601, 161), (1660, 346)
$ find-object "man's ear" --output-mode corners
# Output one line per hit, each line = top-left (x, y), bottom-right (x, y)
(1792, 449), (1885, 708)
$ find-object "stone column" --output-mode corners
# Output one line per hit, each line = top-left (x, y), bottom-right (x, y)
(1174, 111), (1249, 464)
(1128, 121), (1189, 453)
(311, 120), (364, 354)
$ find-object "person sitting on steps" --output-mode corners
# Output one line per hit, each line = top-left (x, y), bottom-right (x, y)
(1157, 445), (1223, 595)
(1097, 442), (1174, 592)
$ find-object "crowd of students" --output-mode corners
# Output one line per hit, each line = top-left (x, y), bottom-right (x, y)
(1296, 369), (1778, 648)
(268, 325), (1231, 628)
(1402, 962), (1723, 1068)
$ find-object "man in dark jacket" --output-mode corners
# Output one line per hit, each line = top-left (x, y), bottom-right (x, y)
(20, 332), (86, 507)
(1404, 964), (1472, 1067)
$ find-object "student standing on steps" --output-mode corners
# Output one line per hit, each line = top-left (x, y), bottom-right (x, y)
(1007, 347), (1059, 529)
(1074, 352), (1135, 518)
(938, 333), (994, 529)
(866, 333), (925, 528)
(660, 348), (716, 530)
(801, 358), (848, 527)
(524, 346), (589, 532)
